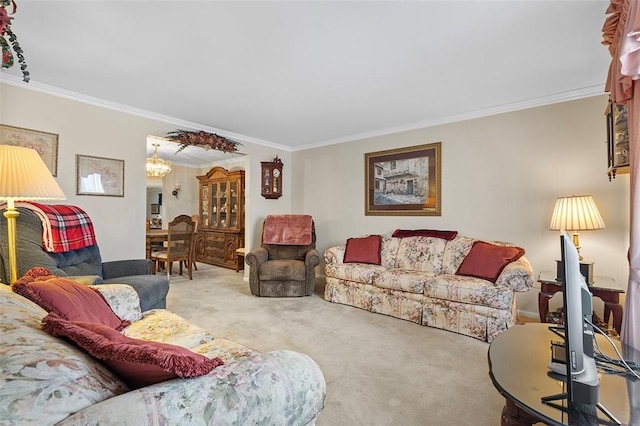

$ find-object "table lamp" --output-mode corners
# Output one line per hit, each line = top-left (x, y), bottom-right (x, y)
(549, 195), (605, 261)
(0, 145), (66, 283)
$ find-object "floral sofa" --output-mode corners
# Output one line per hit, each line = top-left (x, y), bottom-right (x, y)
(0, 281), (326, 425)
(324, 230), (534, 342)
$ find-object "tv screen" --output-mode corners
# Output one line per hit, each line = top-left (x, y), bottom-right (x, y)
(559, 231), (599, 405)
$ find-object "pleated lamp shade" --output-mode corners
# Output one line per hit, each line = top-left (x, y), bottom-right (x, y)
(0, 145), (66, 203)
(549, 195), (606, 231)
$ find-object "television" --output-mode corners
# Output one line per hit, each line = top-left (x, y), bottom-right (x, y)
(542, 231), (599, 407)
(559, 230), (599, 404)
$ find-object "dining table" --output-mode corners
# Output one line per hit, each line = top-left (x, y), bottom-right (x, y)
(145, 228), (168, 260)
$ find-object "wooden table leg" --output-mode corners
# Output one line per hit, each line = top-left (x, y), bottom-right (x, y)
(501, 400), (537, 426)
(538, 291), (552, 323)
(593, 289), (623, 335)
(538, 282), (562, 323)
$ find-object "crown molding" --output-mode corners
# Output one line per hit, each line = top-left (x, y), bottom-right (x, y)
(0, 74), (291, 152)
(293, 84), (607, 151)
(2, 74), (605, 153)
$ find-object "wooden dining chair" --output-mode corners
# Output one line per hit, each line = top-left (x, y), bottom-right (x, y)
(181, 214), (199, 272)
(150, 215), (195, 280)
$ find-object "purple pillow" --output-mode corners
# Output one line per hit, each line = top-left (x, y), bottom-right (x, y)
(343, 235), (382, 265)
(41, 313), (224, 389)
(456, 241), (525, 283)
(12, 267), (128, 330)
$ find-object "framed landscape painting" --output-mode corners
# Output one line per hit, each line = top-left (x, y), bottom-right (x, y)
(365, 142), (441, 216)
(0, 124), (59, 176)
(76, 154), (125, 197)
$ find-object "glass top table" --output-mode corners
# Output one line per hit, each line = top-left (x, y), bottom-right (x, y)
(488, 323), (637, 425)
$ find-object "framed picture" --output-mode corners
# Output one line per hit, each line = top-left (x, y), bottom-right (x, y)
(0, 124), (59, 176)
(365, 142), (441, 216)
(76, 154), (125, 197)
(151, 203), (160, 214)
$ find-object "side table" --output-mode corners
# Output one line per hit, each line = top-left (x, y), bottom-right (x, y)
(537, 270), (624, 334)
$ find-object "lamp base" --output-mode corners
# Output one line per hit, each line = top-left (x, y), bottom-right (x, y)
(3, 206), (20, 284)
(556, 259), (594, 284)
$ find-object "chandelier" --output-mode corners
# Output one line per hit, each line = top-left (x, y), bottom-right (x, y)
(146, 143), (172, 178)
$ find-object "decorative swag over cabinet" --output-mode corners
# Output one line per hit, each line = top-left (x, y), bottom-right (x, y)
(195, 167), (245, 270)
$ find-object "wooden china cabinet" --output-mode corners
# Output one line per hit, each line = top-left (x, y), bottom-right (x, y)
(195, 166), (245, 269)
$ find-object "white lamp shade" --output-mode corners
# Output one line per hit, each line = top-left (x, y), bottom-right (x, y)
(549, 195), (605, 231)
(0, 145), (66, 202)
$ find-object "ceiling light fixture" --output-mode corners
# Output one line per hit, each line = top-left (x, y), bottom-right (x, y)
(146, 143), (172, 178)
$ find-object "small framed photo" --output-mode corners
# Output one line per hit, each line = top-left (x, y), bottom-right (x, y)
(150, 203), (160, 214)
(0, 124), (59, 176)
(365, 142), (441, 216)
(76, 154), (125, 197)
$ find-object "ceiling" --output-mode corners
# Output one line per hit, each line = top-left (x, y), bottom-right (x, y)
(2, 1), (611, 163)
(146, 136), (245, 169)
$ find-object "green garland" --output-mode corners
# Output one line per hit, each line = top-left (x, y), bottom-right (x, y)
(1, 0), (29, 82)
(166, 129), (242, 154)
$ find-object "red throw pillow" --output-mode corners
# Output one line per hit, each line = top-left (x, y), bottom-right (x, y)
(392, 229), (458, 240)
(343, 235), (382, 265)
(12, 267), (128, 330)
(41, 313), (224, 389)
(456, 241), (525, 283)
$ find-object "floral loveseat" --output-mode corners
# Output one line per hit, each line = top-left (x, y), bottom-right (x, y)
(324, 230), (534, 342)
(0, 277), (326, 425)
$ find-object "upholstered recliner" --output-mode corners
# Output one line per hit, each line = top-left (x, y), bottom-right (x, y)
(245, 215), (320, 297)
(0, 207), (169, 311)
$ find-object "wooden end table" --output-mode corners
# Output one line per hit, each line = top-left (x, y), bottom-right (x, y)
(537, 270), (624, 334)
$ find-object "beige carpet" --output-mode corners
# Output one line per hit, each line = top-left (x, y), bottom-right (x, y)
(163, 263), (505, 426)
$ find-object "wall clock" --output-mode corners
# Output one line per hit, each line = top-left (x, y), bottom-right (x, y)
(261, 156), (283, 199)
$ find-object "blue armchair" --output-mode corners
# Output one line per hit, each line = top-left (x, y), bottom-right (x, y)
(0, 207), (169, 311)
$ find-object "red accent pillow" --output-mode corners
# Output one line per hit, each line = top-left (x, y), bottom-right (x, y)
(343, 235), (382, 265)
(392, 229), (458, 240)
(456, 241), (525, 283)
(41, 313), (224, 389)
(12, 267), (128, 330)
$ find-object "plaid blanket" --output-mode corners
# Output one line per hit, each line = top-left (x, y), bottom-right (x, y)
(19, 202), (97, 253)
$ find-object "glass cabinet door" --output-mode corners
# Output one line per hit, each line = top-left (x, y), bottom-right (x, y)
(219, 182), (227, 228)
(229, 180), (238, 228)
(606, 100), (629, 180)
(201, 185), (210, 227)
(211, 182), (219, 227)
(612, 103), (629, 168)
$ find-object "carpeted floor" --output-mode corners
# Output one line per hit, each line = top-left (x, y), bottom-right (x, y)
(163, 263), (506, 425)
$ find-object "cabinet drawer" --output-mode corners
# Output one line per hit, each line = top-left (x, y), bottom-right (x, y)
(203, 232), (225, 242)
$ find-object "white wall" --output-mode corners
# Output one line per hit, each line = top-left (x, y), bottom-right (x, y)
(292, 95), (630, 318)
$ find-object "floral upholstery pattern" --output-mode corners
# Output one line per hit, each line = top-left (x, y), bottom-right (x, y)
(0, 285), (127, 425)
(59, 350), (326, 426)
(324, 232), (533, 342)
(373, 269), (434, 294)
(1, 284), (326, 425)
(93, 284), (142, 323)
(394, 236), (446, 274)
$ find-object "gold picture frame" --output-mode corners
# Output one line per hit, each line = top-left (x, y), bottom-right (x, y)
(365, 142), (441, 216)
(76, 154), (125, 197)
(0, 124), (59, 176)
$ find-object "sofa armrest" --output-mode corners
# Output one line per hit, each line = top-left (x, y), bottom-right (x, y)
(101, 259), (151, 279)
(66, 275), (104, 285)
(495, 256), (534, 292)
(324, 244), (346, 265)
(93, 284), (142, 322)
(58, 350), (326, 426)
(245, 247), (268, 267)
(305, 248), (321, 268)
